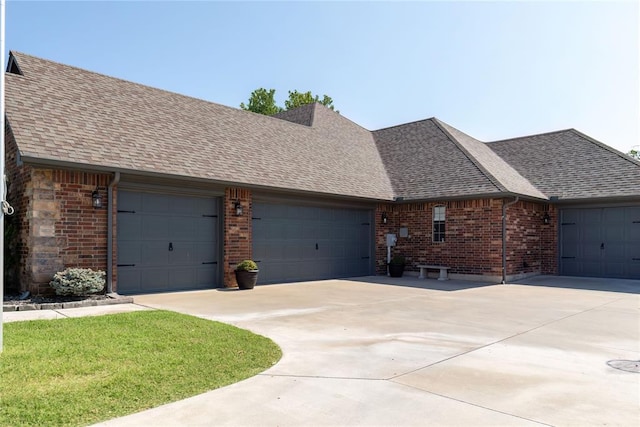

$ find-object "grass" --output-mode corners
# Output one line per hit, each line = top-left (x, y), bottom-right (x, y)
(0, 310), (282, 426)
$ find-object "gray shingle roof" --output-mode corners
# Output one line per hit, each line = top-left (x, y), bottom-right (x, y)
(488, 130), (640, 201)
(5, 52), (394, 201)
(6, 51), (638, 204)
(373, 118), (545, 201)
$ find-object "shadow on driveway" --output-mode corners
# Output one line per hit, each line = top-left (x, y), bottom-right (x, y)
(511, 274), (640, 294)
(347, 275), (497, 291)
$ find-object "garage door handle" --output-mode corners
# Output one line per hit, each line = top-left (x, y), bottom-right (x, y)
(316, 243), (319, 250)
(633, 258), (640, 261)
(202, 261), (217, 265)
(169, 242), (173, 251)
(117, 264), (136, 267)
(600, 243), (604, 250)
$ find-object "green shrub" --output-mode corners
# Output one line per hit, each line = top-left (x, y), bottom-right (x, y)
(389, 255), (406, 265)
(235, 260), (258, 271)
(50, 268), (106, 296)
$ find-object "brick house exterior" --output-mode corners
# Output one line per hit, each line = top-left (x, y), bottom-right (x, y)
(4, 52), (639, 294)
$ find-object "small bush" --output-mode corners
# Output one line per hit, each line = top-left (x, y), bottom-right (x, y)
(50, 268), (106, 296)
(389, 255), (406, 265)
(235, 260), (258, 271)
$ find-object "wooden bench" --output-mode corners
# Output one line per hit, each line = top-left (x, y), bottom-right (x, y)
(417, 265), (450, 281)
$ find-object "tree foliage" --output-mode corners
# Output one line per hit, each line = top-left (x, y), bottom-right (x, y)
(284, 90), (337, 112)
(240, 88), (338, 115)
(628, 146), (640, 160)
(239, 88), (283, 115)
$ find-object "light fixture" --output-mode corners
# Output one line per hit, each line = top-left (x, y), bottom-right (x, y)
(381, 212), (388, 224)
(92, 187), (104, 209)
(542, 212), (550, 224)
(234, 200), (243, 216)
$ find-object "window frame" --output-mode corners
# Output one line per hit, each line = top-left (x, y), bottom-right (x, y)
(433, 205), (446, 243)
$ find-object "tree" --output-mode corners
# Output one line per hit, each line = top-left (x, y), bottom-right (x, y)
(628, 146), (640, 160)
(240, 88), (338, 115)
(239, 88), (283, 115)
(284, 90), (337, 112)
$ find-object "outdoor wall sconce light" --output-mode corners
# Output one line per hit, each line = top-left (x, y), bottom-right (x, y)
(92, 187), (105, 209)
(381, 212), (388, 224)
(234, 200), (243, 216)
(542, 212), (551, 225)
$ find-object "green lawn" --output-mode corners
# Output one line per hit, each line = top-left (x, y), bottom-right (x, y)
(0, 310), (282, 426)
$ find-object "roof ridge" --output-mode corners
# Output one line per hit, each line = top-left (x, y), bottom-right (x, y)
(8, 51), (312, 131)
(431, 118), (506, 193)
(373, 117), (438, 133)
(568, 129), (640, 166)
(488, 128), (574, 144)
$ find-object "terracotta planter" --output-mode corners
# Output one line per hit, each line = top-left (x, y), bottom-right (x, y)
(235, 270), (258, 290)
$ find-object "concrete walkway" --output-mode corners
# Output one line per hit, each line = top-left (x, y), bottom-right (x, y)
(90, 275), (639, 426)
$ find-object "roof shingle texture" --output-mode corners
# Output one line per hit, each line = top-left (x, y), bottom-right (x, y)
(488, 130), (640, 200)
(373, 119), (544, 200)
(5, 52), (394, 201)
(6, 52), (639, 203)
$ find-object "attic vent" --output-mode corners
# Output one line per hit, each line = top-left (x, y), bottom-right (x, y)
(6, 56), (23, 75)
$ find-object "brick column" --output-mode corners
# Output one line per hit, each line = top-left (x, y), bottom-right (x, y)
(223, 188), (252, 287)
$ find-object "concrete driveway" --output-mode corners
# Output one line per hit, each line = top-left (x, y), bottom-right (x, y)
(97, 276), (639, 426)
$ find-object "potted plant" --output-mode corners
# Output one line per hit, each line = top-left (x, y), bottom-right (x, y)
(235, 260), (259, 290)
(388, 255), (406, 278)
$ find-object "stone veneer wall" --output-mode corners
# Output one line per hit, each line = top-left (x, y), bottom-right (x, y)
(223, 187), (252, 287)
(4, 126), (113, 295)
(375, 198), (558, 279)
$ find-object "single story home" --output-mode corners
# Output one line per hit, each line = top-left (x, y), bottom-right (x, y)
(4, 51), (640, 295)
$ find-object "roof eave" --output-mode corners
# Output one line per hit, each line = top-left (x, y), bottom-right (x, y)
(395, 191), (549, 204)
(19, 155), (395, 203)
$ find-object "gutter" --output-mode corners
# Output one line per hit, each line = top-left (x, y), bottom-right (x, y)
(502, 196), (519, 284)
(107, 171), (121, 293)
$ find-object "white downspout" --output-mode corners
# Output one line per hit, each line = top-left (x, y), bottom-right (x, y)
(502, 196), (519, 284)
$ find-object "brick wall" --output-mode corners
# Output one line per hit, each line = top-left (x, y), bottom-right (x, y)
(375, 198), (558, 279)
(4, 140), (113, 294)
(52, 170), (111, 270)
(223, 187), (252, 287)
(541, 204), (558, 274)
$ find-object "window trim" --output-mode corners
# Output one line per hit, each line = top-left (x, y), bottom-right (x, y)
(433, 205), (446, 243)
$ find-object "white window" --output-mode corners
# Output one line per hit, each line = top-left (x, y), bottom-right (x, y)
(433, 205), (445, 242)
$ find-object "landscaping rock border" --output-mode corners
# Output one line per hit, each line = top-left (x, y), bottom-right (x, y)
(3, 294), (134, 312)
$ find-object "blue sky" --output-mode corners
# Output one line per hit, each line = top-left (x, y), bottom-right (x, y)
(4, 1), (639, 154)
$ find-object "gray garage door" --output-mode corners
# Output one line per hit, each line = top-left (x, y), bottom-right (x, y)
(252, 202), (372, 284)
(560, 206), (640, 279)
(117, 191), (220, 294)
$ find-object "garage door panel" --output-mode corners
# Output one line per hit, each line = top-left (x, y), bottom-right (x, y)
(170, 196), (197, 214)
(141, 268), (169, 291)
(196, 217), (217, 241)
(117, 190), (220, 294)
(119, 191), (142, 212)
(169, 243), (195, 265)
(560, 206), (639, 280)
(169, 268), (196, 288)
(143, 193), (170, 212)
(118, 214), (142, 240)
(169, 217), (197, 241)
(118, 242), (140, 265)
(253, 202), (372, 284)
(141, 242), (169, 266)
(142, 216), (169, 240)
